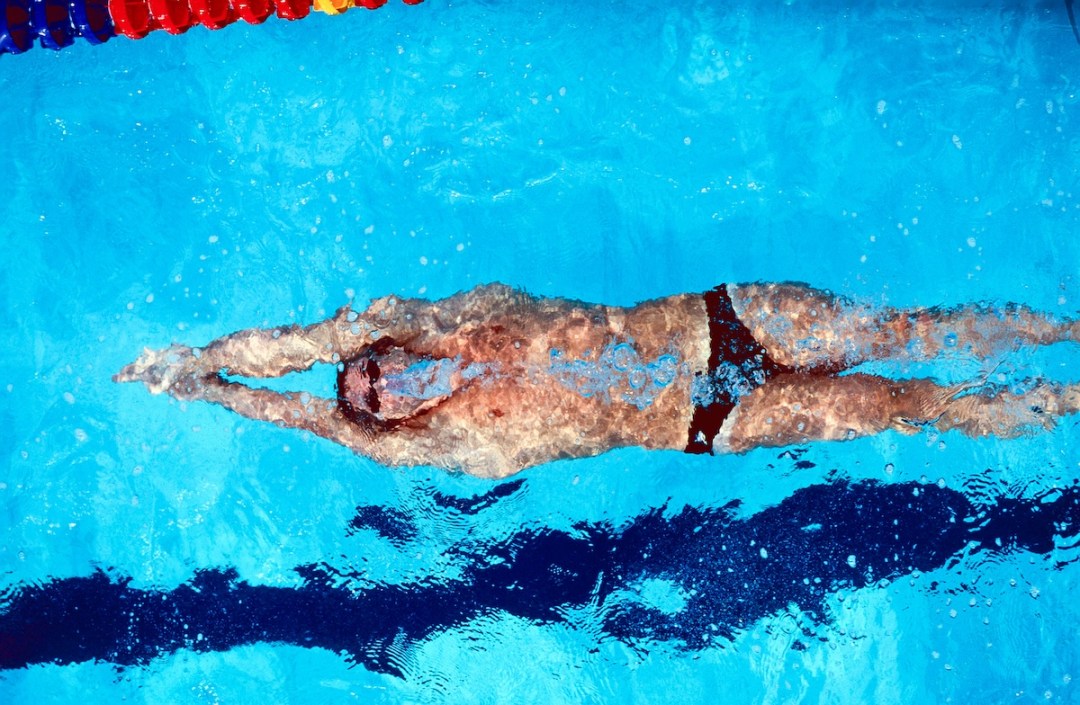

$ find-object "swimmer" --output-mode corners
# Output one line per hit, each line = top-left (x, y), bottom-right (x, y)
(115, 283), (1080, 478)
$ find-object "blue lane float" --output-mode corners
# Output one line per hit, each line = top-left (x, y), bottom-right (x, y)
(1, 0), (36, 54)
(70, 0), (114, 44)
(32, 0), (75, 49)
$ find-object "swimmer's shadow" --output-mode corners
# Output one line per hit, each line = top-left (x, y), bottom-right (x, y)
(339, 475), (1080, 663)
(4, 479), (1078, 678)
(346, 478), (526, 547)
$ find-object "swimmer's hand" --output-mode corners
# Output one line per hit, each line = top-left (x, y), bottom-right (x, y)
(113, 345), (206, 400)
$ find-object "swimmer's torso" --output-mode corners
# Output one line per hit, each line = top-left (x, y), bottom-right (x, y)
(339, 285), (711, 477)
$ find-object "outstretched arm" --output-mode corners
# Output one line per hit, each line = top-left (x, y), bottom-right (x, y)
(194, 305), (367, 379)
(114, 283), (595, 476)
(115, 349), (511, 473)
(112, 285), (518, 443)
(196, 375), (377, 452)
(115, 346), (391, 458)
(119, 284), (543, 386)
(148, 285), (529, 379)
(114, 307), (368, 388)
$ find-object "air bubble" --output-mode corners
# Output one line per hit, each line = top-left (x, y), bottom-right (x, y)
(651, 356), (677, 386)
(612, 343), (636, 371)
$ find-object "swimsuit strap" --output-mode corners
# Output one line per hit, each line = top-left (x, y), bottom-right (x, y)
(685, 285), (788, 454)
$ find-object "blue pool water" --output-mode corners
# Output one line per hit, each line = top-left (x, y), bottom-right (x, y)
(2, 0), (1080, 702)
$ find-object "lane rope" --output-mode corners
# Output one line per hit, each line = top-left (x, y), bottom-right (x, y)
(1, 0), (421, 54)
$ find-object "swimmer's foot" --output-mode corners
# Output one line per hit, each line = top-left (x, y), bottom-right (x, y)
(114, 345), (201, 397)
(1063, 384), (1080, 416)
(1068, 319), (1080, 343)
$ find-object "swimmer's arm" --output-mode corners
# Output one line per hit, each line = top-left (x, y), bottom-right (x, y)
(115, 354), (408, 463)
(193, 306), (369, 379)
(118, 283), (544, 397)
(196, 375), (381, 455)
(129, 284), (539, 381)
(185, 288), (473, 378)
(115, 304), (397, 385)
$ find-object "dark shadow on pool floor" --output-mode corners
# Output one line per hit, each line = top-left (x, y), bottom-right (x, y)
(1, 478), (1078, 676)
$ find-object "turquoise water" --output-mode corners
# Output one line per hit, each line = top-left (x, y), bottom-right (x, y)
(2, 0), (1080, 702)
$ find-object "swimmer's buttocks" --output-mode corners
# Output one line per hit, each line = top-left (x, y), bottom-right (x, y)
(685, 285), (793, 454)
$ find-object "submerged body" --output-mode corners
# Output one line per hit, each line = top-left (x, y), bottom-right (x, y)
(116, 282), (1080, 478)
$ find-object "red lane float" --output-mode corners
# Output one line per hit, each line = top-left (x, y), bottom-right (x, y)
(108, 0), (153, 38)
(272, 0), (307, 21)
(147, 0), (191, 34)
(190, 0), (234, 29)
(233, 0), (271, 24)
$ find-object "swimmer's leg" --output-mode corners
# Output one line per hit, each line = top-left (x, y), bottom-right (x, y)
(720, 372), (1080, 453)
(729, 282), (1076, 371)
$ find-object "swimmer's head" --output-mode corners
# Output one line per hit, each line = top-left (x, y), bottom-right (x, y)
(337, 348), (432, 423)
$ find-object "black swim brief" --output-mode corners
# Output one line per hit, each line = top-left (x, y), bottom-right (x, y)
(685, 285), (791, 454)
